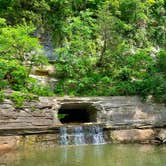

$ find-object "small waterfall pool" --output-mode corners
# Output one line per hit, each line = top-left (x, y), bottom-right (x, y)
(1, 144), (166, 166)
(59, 124), (106, 146)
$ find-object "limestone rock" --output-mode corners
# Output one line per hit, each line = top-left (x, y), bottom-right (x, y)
(57, 96), (166, 129)
(111, 129), (155, 143)
(0, 96), (165, 140)
(157, 129), (166, 143)
(0, 136), (18, 153)
(0, 97), (61, 130)
(29, 74), (58, 87)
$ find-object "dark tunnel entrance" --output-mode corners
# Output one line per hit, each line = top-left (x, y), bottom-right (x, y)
(58, 103), (97, 124)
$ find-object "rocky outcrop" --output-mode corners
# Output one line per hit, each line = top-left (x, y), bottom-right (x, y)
(156, 129), (166, 143)
(0, 96), (165, 151)
(1, 96), (164, 130)
(29, 75), (58, 89)
(56, 96), (166, 144)
(0, 136), (18, 154)
(110, 129), (155, 143)
(94, 96), (166, 129)
(0, 133), (60, 154)
(0, 97), (60, 129)
(30, 65), (57, 88)
(57, 96), (166, 129)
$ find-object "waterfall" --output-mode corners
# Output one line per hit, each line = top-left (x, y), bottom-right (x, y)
(74, 126), (85, 145)
(60, 127), (68, 145)
(90, 126), (105, 145)
(59, 124), (106, 146)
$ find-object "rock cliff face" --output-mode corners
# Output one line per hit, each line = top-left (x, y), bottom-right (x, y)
(0, 96), (165, 151)
(57, 96), (166, 128)
(0, 97), (60, 129)
(56, 96), (166, 145)
(94, 96), (166, 128)
(1, 96), (165, 129)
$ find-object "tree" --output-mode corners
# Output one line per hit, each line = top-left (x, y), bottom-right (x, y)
(0, 19), (47, 73)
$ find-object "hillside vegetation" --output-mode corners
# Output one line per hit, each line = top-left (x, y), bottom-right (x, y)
(0, 0), (165, 103)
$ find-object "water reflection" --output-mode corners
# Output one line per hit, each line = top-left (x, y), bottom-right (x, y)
(0, 144), (166, 166)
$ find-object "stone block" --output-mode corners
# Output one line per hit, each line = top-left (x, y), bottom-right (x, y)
(111, 129), (155, 143)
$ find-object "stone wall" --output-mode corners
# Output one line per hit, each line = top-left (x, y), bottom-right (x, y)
(57, 96), (166, 128)
(94, 96), (166, 128)
(0, 96), (166, 152)
(56, 96), (166, 145)
(0, 97), (60, 129)
(1, 96), (165, 129)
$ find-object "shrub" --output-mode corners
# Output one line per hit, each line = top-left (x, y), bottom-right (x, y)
(11, 91), (39, 108)
(11, 92), (26, 108)
(26, 77), (54, 96)
(0, 90), (4, 103)
(0, 59), (28, 90)
(0, 19), (48, 75)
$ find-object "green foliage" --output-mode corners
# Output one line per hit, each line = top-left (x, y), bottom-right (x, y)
(156, 50), (166, 75)
(11, 91), (26, 108)
(0, 58), (53, 97)
(0, 18), (6, 27)
(147, 50), (166, 103)
(26, 77), (54, 96)
(55, 56), (103, 96)
(53, 1), (166, 103)
(58, 114), (68, 120)
(0, 90), (4, 103)
(0, 59), (28, 91)
(0, 22), (47, 73)
(0, 17), (51, 99)
(0, 0), (50, 26)
(55, 47), (166, 102)
(10, 91), (38, 108)
(150, 74), (166, 103)
(0, 0), (165, 103)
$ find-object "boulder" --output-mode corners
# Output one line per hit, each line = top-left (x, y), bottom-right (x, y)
(157, 129), (166, 143)
(110, 129), (155, 143)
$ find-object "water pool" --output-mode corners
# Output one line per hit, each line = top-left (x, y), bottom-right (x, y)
(0, 144), (166, 166)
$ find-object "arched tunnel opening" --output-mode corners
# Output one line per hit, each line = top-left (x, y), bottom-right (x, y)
(58, 103), (97, 124)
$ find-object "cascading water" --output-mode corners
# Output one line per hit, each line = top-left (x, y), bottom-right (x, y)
(90, 126), (105, 145)
(74, 126), (85, 145)
(59, 124), (106, 146)
(60, 127), (68, 145)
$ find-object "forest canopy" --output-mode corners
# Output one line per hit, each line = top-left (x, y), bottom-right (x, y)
(0, 0), (165, 103)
